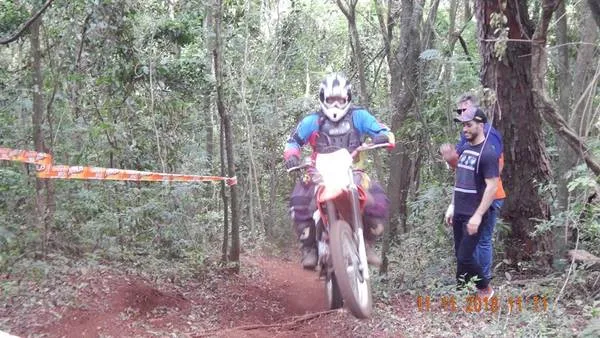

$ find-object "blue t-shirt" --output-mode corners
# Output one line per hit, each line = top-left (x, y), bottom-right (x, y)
(454, 140), (499, 216)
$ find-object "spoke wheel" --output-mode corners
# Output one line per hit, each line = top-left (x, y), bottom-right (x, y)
(329, 220), (372, 318)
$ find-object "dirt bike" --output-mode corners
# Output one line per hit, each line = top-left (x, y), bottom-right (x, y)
(287, 142), (391, 319)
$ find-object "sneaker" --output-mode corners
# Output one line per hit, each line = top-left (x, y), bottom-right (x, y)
(301, 246), (317, 269)
(365, 243), (382, 266)
(477, 285), (494, 300)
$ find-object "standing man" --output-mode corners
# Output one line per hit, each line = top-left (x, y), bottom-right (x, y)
(440, 94), (506, 283)
(446, 107), (498, 298)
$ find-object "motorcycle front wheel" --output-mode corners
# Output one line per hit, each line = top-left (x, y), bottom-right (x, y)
(329, 219), (373, 318)
(326, 272), (344, 310)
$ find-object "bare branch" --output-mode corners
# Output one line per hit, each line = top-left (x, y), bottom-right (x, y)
(456, 35), (473, 61)
(373, 0), (390, 49)
(76, 14), (93, 69)
(335, 0), (352, 19)
(455, 34), (478, 74)
(422, 0), (441, 49)
(0, 0), (55, 45)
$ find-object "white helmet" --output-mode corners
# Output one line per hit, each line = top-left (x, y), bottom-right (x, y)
(319, 73), (352, 122)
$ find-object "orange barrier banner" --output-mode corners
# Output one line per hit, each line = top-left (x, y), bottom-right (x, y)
(0, 147), (237, 186)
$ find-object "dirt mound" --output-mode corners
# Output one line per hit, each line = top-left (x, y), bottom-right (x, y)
(121, 281), (188, 315)
(35, 276), (191, 337)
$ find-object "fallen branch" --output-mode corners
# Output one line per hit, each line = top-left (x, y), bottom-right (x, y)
(193, 309), (341, 337)
(568, 249), (600, 265)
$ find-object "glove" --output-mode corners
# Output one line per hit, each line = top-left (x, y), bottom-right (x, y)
(373, 134), (389, 145)
(445, 204), (454, 226)
(285, 155), (300, 170)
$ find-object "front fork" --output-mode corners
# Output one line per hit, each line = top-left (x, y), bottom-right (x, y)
(322, 168), (370, 281)
(349, 181), (370, 282)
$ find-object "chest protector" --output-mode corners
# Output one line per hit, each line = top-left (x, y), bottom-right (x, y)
(314, 109), (362, 153)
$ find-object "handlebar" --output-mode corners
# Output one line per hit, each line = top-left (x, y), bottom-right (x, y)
(350, 142), (393, 158)
(286, 142), (394, 173)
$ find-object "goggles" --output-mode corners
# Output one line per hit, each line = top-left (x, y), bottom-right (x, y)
(325, 96), (348, 107)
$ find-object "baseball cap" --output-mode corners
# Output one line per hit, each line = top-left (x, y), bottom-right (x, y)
(454, 107), (487, 123)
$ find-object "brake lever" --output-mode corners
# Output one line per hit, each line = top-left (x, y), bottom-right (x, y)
(286, 165), (307, 173)
(286, 158), (313, 173)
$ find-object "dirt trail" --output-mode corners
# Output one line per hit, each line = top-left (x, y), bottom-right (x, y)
(203, 255), (338, 338)
(249, 255), (326, 315)
(2, 254), (375, 338)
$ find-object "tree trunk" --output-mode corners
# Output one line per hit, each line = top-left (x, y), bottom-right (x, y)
(240, 0), (265, 233)
(30, 15), (54, 258)
(387, 0), (422, 235)
(555, 0), (573, 212)
(422, 0), (442, 50)
(265, 161), (279, 237)
(587, 0), (600, 29)
(336, 0), (370, 106)
(476, 0), (552, 262)
(205, 98), (214, 167)
(441, 0), (459, 133)
(553, 0), (574, 254)
(213, 0), (240, 268)
(220, 119), (230, 263)
(569, 8), (599, 137)
(381, 0), (423, 274)
(463, 0), (472, 24)
(204, 4), (216, 183)
(374, 0), (393, 274)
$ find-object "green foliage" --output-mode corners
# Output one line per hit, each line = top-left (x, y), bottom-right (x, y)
(489, 12), (509, 60)
(0, 166), (37, 271)
(381, 183), (455, 292)
(0, 0), (28, 37)
(153, 19), (196, 46)
(532, 163), (600, 254)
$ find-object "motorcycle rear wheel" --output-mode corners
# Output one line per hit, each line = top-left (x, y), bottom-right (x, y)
(330, 219), (373, 318)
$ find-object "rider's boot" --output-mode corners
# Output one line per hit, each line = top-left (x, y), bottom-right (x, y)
(299, 225), (317, 269)
(364, 219), (384, 266)
(369, 222), (384, 236)
(365, 240), (382, 266)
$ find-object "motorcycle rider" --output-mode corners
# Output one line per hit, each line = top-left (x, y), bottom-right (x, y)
(284, 73), (395, 269)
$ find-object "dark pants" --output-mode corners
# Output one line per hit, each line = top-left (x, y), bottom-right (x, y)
(452, 213), (490, 290)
